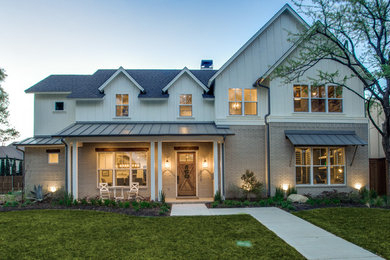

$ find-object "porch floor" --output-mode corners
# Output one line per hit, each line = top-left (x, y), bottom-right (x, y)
(166, 197), (213, 204)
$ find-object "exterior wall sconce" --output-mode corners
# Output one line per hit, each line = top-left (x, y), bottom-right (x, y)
(202, 159), (208, 169)
(354, 183), (362, 190)
(164, 159), (171, 170)
(282, 183), (289, 192)
(49, 186), (57, 193)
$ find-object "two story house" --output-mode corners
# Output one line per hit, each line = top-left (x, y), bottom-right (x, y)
(17, 4), (369, 201)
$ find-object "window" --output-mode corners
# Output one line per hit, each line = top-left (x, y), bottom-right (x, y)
(229, 88), (257, 115)
(293, 85), (343, 113)
(54, 102), (64, 111)
(48, 153), (59, 164)
(97, 151), (147, 187)
(295, 147), (345, 185)
(116, 94), (129, 117)
(179, 94), (192, 117)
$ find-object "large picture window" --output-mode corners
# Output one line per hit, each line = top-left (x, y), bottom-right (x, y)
(116, 94), (129, 117)
(229, 88), (257, 115)
(97, 151), (147, 187)
(295, 147), (345, 185)
(293, 85), (343, 113)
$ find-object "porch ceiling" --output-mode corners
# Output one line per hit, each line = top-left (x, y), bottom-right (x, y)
(53, 122), (234, 138)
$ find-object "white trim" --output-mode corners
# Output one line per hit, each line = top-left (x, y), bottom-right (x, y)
(98, 67), (145, 92)
(213, 141), (219, 194)
(175, 150), (199, 198)
(162, 67), (209, 92)
(157, 141), (162, 200)
(72, 142), (79, 199)
(208, 4), (309, 86)
(150, 142), (156, 200)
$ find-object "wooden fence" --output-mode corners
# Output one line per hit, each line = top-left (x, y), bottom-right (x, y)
(369, 158), (387, 195)
(0, 176), (23, 194)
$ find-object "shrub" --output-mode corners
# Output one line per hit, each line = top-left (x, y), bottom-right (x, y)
(30, 185), (49, 202)
(124, 201), (130, 208)
(159, 204), (169, 215)
(243, 200), (250, 207)
(211, 201), (219, 208)
(287, 187), (297, 196)
(97, 199), (103, 206)
(90, 199), (97, 206)
(140, 201), (151, 209)
(81, 198), (88, 205)
(118, 201), (124, 208)
(4, 201), (18, 207)
(274, 188), (284, 201)
(132, 201), (139, 208)
(21, 200), (32, 207)
(214, 190), (222, 203)
(110, 200), (117, 207)
(104, 199), (110, 206)
(159, 190), (166, 203)
(240, 170), (264, 199)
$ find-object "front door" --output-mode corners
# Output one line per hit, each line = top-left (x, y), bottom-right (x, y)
(177, 152), (196, 196)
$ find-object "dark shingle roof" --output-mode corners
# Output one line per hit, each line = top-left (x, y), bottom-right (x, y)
(25, 69), (218, 99)
(0, 146), (23, 160)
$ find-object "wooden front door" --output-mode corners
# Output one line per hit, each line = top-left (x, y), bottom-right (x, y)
(177, 152), (196, 196)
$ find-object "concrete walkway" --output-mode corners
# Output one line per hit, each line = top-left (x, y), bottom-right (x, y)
(171, 204), (383, 260)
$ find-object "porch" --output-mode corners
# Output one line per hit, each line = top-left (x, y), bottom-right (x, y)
(55, 122), (233, 201)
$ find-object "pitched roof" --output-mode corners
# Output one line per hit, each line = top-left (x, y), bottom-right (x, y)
(25, 68), (218, 99)
(0, 146), (23, 160)
(207, 4), (309, 86)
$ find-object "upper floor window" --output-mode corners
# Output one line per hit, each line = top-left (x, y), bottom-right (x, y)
(54, 102), (64, 111)
(179, 94), (192, 117)
(116, 94), (129, 117)
(229, 88), (257, 115)
(293, 84), (343, 113)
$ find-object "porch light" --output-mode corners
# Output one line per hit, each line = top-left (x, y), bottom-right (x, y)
(49, 186), (57, 193)
(164, 159), (171, 170)
(354, 183), (362, 190)
(282, 184), (289, 191)
(202, 159), (208, 169)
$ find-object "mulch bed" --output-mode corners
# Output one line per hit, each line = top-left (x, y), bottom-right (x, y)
(0, 203), (171, 216)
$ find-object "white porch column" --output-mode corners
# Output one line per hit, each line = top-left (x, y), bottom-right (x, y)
(157, 141), (162, 201)
(67, 142), (72, 194)
(72, 141), (79, 200)
(219, 142), (224, 199)
(213, 141), (219, 195)
(150, 142), (156, 201)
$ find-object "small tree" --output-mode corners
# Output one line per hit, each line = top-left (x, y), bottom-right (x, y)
(18, 160), (23, 176)
(240, 170), (263, 199)
(0, 159), (4, 176)
(11, 160), (16, 176)
(4, 157), (10, 176)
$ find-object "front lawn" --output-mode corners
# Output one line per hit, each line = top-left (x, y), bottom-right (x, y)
(295, 208), (390, 259)
(0, 210), (304, 259)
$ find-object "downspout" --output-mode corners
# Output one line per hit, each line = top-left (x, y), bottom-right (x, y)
(61, 139), (69, 193)
(254, 81), (271, 197)
(15, 146), (25, 203)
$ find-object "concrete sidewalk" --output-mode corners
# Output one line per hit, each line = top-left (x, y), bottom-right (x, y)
(171, 204), (383, 260)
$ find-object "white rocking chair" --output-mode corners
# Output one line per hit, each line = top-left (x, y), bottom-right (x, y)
(99, 183), (110, 200)
(127, 182), (140, 200)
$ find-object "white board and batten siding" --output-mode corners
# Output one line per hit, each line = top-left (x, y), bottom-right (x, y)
(34, 94), (76, 136)
(75, 73), (214, 122)
(214, 10), (305, 125)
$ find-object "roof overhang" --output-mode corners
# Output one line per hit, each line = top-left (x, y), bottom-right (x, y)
(98, 66), (145, 93)
(53, 122), (234, 137)
(16, 136), (64, 146)
(285, 130), (367, 146)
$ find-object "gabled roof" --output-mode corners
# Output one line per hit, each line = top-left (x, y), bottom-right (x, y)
(162, 67), (209, 92)
(25, 69), (218, 99)
(98, 67), (144, 92)
(0, 146), (23, 160)
(207, 4), (309, 86)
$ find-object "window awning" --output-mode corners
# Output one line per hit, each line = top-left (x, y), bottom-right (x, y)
(53, 122), (234, 137)
(285, 130), (367, 146)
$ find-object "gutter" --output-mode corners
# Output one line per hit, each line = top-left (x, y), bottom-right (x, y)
(60, 139), (69, 193)
(254, 80), (271, 197)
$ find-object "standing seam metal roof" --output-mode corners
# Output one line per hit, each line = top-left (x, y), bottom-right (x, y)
(285, 130), (367, 146)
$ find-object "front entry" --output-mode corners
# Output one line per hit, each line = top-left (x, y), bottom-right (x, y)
(177, 152), (196, 196)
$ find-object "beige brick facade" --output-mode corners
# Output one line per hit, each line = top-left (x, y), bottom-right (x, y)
(269, 122), (369, 196)
(224, 125), (266, 198)
(24, 147), (65, 193)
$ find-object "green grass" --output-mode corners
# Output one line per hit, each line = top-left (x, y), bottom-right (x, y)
(295, 208), (390, 259)
(0, 210), (304, 259)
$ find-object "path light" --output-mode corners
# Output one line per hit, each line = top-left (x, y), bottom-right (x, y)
(202, 159), (208, 169)
(354, 183), (362, 190)
(49, 186), (57, 193)
(164, 159), (171, 170)
(282, 184), (289, 191)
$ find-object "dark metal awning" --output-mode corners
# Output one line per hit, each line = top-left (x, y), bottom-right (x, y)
(16, 136), (63, 146)
(53, 122), (234, 137)
(285, 130), (367, 146)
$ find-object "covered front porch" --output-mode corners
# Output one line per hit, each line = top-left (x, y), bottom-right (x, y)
(55, 122), (233, 201)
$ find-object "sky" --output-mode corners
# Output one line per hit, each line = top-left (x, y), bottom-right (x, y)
(0, 0), (306, 143)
